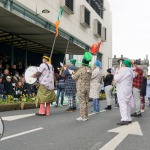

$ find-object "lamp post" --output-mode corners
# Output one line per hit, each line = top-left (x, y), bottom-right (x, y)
(35, 8), (50, 23)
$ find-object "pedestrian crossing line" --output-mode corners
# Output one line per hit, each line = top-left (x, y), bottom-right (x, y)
(0, 127), (43, 141)
(2, 114), (35, 121)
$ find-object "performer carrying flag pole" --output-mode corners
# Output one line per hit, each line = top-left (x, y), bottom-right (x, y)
(50, 7), (64, 59)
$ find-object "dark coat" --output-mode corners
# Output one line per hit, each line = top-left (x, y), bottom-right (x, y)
(62, 65), (78, 96)
(0, 82), (4, 94)
(103, 74), (114, 87)
(4, 81), (15, 95)
(140, 76), (147, 96)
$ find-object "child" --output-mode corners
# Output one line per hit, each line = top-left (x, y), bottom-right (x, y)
(14, 81), (23, 100)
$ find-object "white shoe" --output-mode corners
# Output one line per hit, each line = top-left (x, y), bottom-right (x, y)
(141, 109), (145, 112)
(76, 117), (88, 121)
(76, 117), (82, 121)
(82, 118), (88, 121)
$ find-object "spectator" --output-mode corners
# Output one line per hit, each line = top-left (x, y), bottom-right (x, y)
(140, 76), (147, 112)
(55, 69), (65, 107)
(4, 76), (15, 96)
(0, 76), (4, 99)
(5, 63), (10, 71)
(11, 64), (18, 76)
(103, 68), (114, 110)
(21, 77), (35, 96)
(146, 75), (150, 106)
(21, 77), (28, 95)
(0, 63), (4, 76)
(2, 69), (10, 83)
(12, 72), (20, 84)
(14, 81), (23, 100)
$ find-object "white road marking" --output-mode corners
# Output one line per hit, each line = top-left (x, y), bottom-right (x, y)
(88, 110), (106, 116)
(76, 110), (106, 119)
(99, 121), (143, 150)
(0, 127), (43, 141)
(2, 114), (35, 121)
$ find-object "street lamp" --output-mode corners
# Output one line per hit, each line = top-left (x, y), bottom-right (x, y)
(36, 9), (50, 16)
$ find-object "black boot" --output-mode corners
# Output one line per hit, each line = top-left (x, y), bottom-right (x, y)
(73, 107), (77, 111)
(105, 105), (112, 110)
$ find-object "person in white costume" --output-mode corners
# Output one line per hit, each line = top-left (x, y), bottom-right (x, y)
(114, 59), (135, 125)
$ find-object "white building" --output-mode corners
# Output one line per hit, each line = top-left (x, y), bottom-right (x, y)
(0, 0), (112, 71)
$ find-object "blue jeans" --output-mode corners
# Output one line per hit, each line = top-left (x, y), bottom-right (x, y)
(56, 88), (65, 106)
(93, 99), (100, 112)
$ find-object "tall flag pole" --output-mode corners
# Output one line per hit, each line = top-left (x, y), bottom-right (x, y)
(63, 40), (70, 65)
(50, 7), (64, 59)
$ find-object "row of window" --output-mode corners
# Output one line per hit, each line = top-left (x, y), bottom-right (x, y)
(86, 0), (104, 19)
(61, 0), (107, 41)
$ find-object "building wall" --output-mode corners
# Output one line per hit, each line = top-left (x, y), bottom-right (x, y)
(14, 0), (112, 72)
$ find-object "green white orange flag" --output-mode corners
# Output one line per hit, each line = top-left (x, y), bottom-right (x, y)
(55, 7), (64, 37)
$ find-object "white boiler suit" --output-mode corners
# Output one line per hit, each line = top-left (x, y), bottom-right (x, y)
(114, 67), (135, 122)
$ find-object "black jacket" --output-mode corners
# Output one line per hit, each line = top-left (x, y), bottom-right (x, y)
(103, 74), (114, 87)
(140, 76), (147, 96)
(4, 81), (15, 95)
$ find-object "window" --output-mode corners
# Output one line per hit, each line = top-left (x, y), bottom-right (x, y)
(84, 7), (90, 26)
(80, 5), (90, 28)
(97, 21), (102, 36)
(65, 0), (73, 12)
(102, 27), (107, 42)
(86, 0), (105, 19)
(94, 19), (102, 37)
(61, 0), (74, 14)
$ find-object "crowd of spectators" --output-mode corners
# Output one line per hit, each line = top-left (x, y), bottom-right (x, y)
(0, 59), (38, 100)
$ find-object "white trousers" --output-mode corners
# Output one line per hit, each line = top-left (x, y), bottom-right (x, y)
(105, 85), (113, 105)
(133, 87), (141, 114)
(118, 100), (132, 121)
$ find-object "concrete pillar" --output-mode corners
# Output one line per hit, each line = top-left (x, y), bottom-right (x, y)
(11, 35), (14, 67)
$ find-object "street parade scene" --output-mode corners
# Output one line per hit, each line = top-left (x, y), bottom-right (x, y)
(0, 0), (150, 150)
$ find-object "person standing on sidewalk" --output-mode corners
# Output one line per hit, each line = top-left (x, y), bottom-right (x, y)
(89, 60), (102, 113)
(146, 75), (150, 106)
(140, 75), (147, 112)
(55, 69), (65, 107)
(72, 52), (92, 121)
(103, 68), (114, 110)
(114, 59), (135, 125)
(131, 59), (143, 117)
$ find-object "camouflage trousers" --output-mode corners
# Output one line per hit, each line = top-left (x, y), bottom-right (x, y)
(77, 90), (89, 119)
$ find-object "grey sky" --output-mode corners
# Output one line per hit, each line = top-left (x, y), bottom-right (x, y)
(107, 0), (150, 59)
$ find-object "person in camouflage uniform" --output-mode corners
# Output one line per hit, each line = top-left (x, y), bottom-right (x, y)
(72, 52), (92, 121)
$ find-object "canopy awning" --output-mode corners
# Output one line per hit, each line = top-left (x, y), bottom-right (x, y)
(0, 3), (89, 55)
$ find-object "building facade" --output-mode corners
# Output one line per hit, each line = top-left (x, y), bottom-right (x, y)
(0, 0), (112, 71)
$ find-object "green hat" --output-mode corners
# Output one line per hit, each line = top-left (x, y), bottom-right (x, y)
(70, 59), (76, 65)
(82, 52), (92, 66)
(123, 59), (131, 67)
(83, 52), (92, 62)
